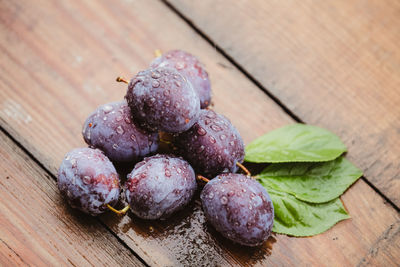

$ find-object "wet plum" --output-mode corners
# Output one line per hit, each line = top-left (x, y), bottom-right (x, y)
(150, 50), (212, 108)
(174, 109), (245, 177)
(57, 148), (120, 216)
(125, 154), (197, 219)
(82, 101), (159, 163)
(125, 67), (200, 133)
(200, 173), (274, 246)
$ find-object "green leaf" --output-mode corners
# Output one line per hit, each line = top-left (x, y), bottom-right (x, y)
(257, 157), (362, 203)
(267, 189), (350, 236)
(244, 124), (347, 163)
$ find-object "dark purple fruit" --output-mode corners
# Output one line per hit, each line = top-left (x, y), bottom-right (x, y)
(174, 109), (245, 177)
(125, 154), (197, 219)
(125, 67), (200, 133)
(57, 148), (120, 216)
(82, 101), (158, 163)
(201, 173), (274, 246)
(150, 50), (212, 109)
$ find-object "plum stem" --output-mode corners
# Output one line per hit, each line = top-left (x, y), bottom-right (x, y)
(158, 131), (177, 151)
(204, 101), (214, 110)
(116, 77), (129, 84)
(196, 174), (210, 183)
(159, 137), (172, 145)
(159, 131), (173, 141)
(236, 162), (251, 177)
(107, 204), (130, 216)
(154, 49), (162, 57)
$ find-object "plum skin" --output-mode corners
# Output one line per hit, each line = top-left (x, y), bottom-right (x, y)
(200, 173), (274, 246)
(174, 109), (245, 178)
(82, 101), (159, 163)
(57, 148), (120, 216)
(125, 154), (197, 220)
(125, 67), (200, 133)
(150, 50), (212, 109)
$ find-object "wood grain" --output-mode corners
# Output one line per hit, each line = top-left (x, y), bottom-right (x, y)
(168, 0), (400, 208)
(358, 219), (400, 266)
(0, 0), (399, 266)
(0, 131), (144, 267)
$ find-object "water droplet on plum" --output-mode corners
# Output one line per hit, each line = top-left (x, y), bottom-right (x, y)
(152, 80), (160, 88)
(116, 125), (124, 134)
(103, 105), (113, 113)
(197, 126), (206, 136)
(175, 61), (185, 70)
(151, 71), (161, 79)
(220, 196), (228, 204)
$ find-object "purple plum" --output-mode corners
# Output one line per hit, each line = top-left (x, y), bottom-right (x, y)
(82, 101), (159, 163)
(174, 109), (245, 177)
(150, 50), (212, 108)
(125, 67), (200, 133)
(201, 173), (274, 246)
(125, 154), (197, 219)
(57, 148), (120, 216)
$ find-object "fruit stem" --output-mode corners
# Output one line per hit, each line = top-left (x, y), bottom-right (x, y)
(107, 204), (130, 215)
(196, 174), (210, 183)
(236, 162), (251, 177)
(154, 49), (162, 57)
(116, 77), (129, 84)
(158, 131), (176, 148)
(205, 101), (214, 110)
(159, 138), (172, 145)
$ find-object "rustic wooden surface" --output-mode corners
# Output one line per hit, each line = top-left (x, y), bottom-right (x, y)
(168, 0), (400, 208)
(0, 0), (399, 266)
(359, 220), (400, 266)
(0, 132), (144, 267)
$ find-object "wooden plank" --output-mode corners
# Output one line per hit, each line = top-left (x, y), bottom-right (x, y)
(359, 219), (400, 266)
(0, 0), (399, 265)
(0, 132), (144, 267)
(167, 0), (400, 207)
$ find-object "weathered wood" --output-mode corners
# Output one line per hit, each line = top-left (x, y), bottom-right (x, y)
(168, 0), (400, 208)
(0, 132), (144, 267)
(0, 0), (399, 266)
(358, 219), (400, 266)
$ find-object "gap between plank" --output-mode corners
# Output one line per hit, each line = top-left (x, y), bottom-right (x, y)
(161, 0), (302, 123)
(0, 125), (150, 267)
(161, 0), (400, 214)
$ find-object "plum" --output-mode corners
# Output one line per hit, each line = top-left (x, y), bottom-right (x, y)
(57, 148), (120, 216)
(201, 173), (274, 246)
(150, 50), (212, 108)
(82, 101), (159, 163)
(125, 154), (197, 219)
(174, 109), (245, 177)
(125, 67), (200, 133)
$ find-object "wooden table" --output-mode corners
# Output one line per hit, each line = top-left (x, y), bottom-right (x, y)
(1, 0), (399, 266)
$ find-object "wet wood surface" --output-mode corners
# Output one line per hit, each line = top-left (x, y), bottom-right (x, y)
(0, 0), (399, 266)
(168, 0), (400, 208)
(0, 132), (144, 267)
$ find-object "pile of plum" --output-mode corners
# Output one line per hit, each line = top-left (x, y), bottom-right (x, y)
(58, 50), (274, 247)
